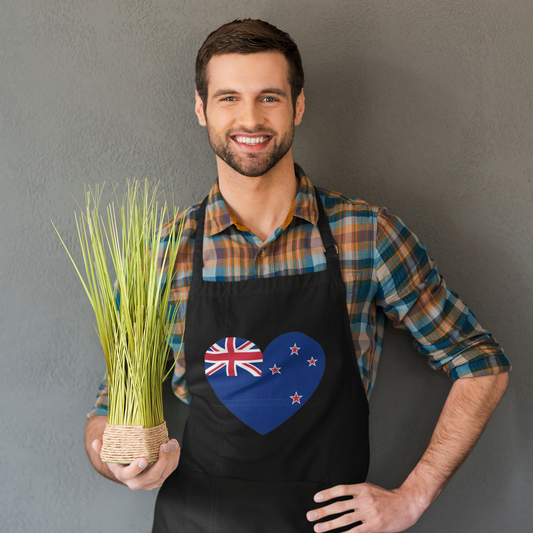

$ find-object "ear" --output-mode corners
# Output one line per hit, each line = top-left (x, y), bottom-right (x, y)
(294, 89), (305, 126)
(195, 90), (207, 127)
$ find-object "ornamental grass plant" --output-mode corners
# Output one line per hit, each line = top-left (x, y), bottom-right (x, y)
(53, 179), (183, 463)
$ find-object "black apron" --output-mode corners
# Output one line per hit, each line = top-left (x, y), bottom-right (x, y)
(153, 189), (370, 532)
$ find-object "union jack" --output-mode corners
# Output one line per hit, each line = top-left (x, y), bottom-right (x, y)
(205, 338), (263, 377)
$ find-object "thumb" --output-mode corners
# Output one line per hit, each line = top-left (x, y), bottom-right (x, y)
(92, 438), (103, 455)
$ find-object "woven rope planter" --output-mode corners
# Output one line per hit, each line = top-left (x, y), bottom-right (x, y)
(100, 421), (169, 464)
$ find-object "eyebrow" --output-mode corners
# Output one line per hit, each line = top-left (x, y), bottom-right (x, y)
(211, 87), (289, 99)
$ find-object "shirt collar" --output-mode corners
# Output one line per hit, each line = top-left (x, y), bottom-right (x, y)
(204, 163), (318, 237)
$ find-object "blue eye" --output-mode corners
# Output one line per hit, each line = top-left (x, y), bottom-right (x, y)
(263, 97), (276, 102)
(222, 96), (236, 101)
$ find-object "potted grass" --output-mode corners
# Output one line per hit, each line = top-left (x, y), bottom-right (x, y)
(53, 180), (183, 464)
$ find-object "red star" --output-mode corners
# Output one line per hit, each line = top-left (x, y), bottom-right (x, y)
(270, 364), (281, 375)
(290, 392), (303, 404)
(290, 343), (301, 355)
(307, 357), (317, 366)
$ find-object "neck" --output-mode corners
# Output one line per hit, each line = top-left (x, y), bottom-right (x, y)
(216, 151), (299, 242)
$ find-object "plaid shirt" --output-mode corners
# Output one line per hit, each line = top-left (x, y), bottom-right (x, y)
(89, 164), (510, 417)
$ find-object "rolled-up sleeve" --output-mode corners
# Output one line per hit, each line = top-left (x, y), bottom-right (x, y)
(374, 207), (511, 380)
(87, 374), (109, 419)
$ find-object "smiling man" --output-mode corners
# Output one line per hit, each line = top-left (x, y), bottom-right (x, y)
(195, 46), (305, 241)
(85, 19), (510, 533)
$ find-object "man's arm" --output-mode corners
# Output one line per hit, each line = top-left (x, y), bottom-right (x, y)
(307, 372), (509, 532)
(85, 415), (181, 490)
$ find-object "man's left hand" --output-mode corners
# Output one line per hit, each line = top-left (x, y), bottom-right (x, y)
(306, 482), (425, 533)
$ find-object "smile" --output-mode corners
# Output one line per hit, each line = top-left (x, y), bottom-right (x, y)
(232, 136), (271, 145)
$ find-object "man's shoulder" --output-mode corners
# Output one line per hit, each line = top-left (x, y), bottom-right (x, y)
(315, 185), (381, 221)
(162, 202), (202, 238)
(316, 186), (420, 246)
(158, 203), (202, 275)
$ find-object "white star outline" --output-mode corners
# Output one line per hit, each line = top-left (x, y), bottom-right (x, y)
(290, 391), (303, 404)
(269, 364), (281, 375)
(290, 343), (301, 355)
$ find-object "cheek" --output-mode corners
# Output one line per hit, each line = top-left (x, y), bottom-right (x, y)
(208, 111), (234, 133)
(276, 110), (296, 128)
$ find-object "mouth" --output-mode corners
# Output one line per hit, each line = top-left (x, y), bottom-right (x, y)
(231, 134), (272, 151)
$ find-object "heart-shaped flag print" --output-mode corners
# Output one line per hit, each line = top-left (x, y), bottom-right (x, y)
(205, 332), (325, 435)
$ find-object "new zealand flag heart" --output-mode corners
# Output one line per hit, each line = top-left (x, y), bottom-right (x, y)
(205, 332), (325, 435)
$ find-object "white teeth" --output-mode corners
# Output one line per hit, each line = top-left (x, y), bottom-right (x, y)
(234, 136), (269, 145)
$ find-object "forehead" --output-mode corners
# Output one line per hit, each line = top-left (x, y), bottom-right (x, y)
(205, 52), (290, 95)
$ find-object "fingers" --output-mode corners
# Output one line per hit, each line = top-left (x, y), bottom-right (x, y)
(308, 513), (362, 532)
(307, 500), (361, 532)
(313, 484), (360, 503)
(307, 482), (421, 533)
(309, 517), (360, 533)
(168, 440), (181, 476)
(137, 439), (180, 491)
(158, 439), (181, 485)
(307, 484), (369, 532)
(91, 439), (102, 454)
(307, 500), (355, 521)
(108, 457), (150, 487)
(110, 438), (181, 491)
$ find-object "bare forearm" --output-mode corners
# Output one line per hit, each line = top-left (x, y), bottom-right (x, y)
(400, 372), (509, 511)
(85, 415), (122, 484)
(307, 373), (509, 532)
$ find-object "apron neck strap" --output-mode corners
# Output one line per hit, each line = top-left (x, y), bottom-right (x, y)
(192, 186), (339, 281)
(314, 187), (340, 267)
(192, 195), (209, 282)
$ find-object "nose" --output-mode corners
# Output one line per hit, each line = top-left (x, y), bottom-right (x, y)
(238, 99), (264, 131)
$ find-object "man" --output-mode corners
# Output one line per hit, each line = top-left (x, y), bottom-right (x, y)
(85, 19), (510, 533)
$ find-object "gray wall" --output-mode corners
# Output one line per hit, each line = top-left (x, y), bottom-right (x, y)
(1, 1), (531, 532)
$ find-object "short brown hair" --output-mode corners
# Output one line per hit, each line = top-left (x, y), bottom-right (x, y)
(195, 19), (304, 109)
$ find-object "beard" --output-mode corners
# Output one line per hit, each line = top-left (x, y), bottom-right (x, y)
(206, 122), (294, 178)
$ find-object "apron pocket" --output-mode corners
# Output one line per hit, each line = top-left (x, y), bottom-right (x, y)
(184, 472), (327, 533)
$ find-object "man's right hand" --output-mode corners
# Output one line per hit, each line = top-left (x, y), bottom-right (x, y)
(85, 415), (181, 490)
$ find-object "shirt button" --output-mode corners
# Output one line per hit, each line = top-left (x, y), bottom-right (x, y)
(259, 250), (266, 257)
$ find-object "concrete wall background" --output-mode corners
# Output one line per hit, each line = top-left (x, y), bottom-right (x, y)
(1, 1), (531, 531)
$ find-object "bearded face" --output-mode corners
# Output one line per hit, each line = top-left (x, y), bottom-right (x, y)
(205, 120), (295, 178)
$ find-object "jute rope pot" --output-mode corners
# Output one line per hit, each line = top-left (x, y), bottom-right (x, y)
(100, 421), (169, 464)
